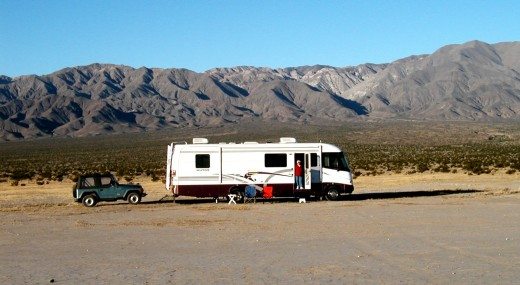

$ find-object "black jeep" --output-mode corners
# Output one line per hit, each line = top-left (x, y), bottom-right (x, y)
(73, 174), (146, 207)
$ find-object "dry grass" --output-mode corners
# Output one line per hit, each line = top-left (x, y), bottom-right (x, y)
(354, 171), (520, 194)
(481, 187), (520, 196)
(0, 172), (518, 214)
(195, 205), (252, 211)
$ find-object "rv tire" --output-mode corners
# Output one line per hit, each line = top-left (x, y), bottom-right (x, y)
(230, 187), (245, 203)
(325, 187), (340, 201)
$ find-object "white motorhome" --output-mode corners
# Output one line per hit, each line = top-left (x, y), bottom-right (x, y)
(166, 137), (354, 201)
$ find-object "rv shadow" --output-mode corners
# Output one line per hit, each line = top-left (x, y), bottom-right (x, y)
(341, 189), (482, 201)
(135, 189), (483, 205)
(171, 197), (297, 205)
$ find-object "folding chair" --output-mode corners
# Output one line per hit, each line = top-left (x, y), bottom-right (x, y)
(227, 194), (237, 205)
(262, 186), (273, 203)
(244, 185), (256, 203)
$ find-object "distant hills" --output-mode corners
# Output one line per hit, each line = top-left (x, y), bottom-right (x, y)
(1, 40), (520, 140)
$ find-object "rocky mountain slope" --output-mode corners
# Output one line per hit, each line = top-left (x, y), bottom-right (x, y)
(1, 40), (519, 140)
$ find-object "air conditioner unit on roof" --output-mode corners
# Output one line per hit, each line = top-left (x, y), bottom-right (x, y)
(192, 138), (209, 144)
(280, 137), (297, 143)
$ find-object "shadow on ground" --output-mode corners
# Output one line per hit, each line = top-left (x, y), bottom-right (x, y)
(344, 189), (482, 201)
(135, 189), (483, 205)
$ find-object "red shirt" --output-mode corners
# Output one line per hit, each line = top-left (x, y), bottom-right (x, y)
(294, 164), (302, 176)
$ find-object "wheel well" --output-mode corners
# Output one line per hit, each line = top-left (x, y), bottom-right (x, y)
(228, 185), (243, 194)
(323, 184), (338, 193)
(326, 185), (338, 190)
(81, 192), (98, 200)
(124, 191), (140, 199)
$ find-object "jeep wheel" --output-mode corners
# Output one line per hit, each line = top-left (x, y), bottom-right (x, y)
(127, 192), (141, 205)
(82, 195), (97, 207)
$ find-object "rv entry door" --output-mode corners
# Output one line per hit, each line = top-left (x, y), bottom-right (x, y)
(304, 153), (312, 189)
(166, 143), (175, 192)
(295, 153), (312, 191)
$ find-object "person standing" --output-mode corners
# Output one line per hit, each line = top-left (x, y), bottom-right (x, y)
(294, 160), (303, 190)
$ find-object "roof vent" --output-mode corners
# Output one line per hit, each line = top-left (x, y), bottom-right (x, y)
(280, 137), (297, 143)
(192, 138), (209, 144)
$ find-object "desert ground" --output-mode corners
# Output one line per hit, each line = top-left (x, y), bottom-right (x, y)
(1, 172), (519, 284)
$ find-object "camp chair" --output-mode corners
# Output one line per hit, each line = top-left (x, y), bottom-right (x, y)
(244, 185), (256, 203)
(262, 186), (273, 203)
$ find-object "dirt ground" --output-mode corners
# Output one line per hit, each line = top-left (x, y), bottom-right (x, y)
(1, 173), (519, 284)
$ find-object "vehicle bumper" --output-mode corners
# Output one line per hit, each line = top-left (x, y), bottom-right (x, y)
(342, 184), (354, 194)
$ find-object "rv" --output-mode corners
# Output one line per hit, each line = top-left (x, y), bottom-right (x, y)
(165, 137), (354, 202)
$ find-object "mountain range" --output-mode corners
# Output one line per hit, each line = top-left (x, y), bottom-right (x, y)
(1, 40), (519, 140)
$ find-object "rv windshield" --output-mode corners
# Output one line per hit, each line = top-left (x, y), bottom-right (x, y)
(322, 152), (350, 171)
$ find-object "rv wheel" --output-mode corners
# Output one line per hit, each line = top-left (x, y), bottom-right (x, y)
(325, 187), (340, 201)
(230, 187), (245, 203)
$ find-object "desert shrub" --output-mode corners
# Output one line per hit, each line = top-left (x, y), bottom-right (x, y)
(10, 180), (19, 186)
(463, 160), (484, 174)
(10, 170), (35, 180)
(434, 164), (450, 173)
(417, 162), (429, 173)
(36, 181), (45, 185)
(0, 127), (518, 181)
(510, 158), (520, 171)
(68, 172), (80, 182)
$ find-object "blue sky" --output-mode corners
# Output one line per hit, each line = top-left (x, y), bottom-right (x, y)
(1, 0), (519, 77)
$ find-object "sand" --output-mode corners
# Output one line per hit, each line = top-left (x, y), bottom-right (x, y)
(0, 173), (519, 284)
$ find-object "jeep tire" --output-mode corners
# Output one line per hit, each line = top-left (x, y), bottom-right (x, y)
(127, 192), (141, 205)
(82, 194), (97, 207)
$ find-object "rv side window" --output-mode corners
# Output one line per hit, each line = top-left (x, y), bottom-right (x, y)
(265, 153), (287, 167)
(311, 153), (318, 167)
(322, 152), (349, 171)
(195, 154), (210, 168)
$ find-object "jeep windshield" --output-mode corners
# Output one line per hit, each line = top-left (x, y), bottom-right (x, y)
(322, 152), (350, 171)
